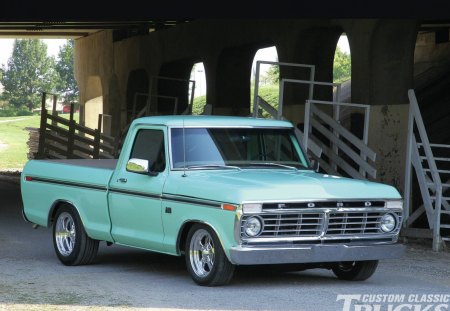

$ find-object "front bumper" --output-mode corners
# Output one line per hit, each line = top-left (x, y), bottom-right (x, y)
(229, 243), (405, 265)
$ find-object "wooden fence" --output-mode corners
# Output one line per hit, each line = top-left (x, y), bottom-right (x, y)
(36, 104), (118, 160)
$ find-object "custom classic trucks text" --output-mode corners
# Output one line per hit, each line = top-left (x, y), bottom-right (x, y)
(21, 115), (404, 286)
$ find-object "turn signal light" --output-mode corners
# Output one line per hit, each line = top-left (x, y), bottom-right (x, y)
(222, 204), (237, 211)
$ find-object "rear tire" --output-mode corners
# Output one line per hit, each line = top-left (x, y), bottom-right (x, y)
(331, 260), (379, 281)
(185, 224), (235, 286)
(53, 205), (99, 266)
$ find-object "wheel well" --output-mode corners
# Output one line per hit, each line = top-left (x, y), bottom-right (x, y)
(178, 221), (220, 254)
(178, 221), (197, 254)
(48, 201), (73, 226)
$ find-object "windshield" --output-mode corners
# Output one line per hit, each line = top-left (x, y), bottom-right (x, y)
(170, 127), (309, 170)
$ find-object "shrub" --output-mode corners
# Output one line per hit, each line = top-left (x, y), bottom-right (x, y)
(192, 95), (207, 115)
(16, 110), (34, 116)
(0, 109), (16, 117)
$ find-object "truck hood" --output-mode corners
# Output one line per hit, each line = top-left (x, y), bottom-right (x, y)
(164, 169), (401, 204)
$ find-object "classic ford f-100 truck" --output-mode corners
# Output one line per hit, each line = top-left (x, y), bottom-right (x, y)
(21, 115), (404, 286)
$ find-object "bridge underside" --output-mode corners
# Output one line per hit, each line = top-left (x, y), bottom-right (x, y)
(2, 18), (450, 246)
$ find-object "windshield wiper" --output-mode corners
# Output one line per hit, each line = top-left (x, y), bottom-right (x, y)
(186, 164), (242, 171)
(247, 162), (299, 171)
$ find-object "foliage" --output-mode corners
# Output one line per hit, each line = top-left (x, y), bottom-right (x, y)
(264, 65), (280, 85)
(192, 95), (207, 115)
(0, 39), (58, 110)
(55, 40), (79, 103)
(250, 84), (279, 118)
(333, 46), (351, 83)
(0, 108), (37, 117)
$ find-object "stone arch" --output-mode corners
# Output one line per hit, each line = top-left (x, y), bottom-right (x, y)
(84, 76), (103, 129)
(190, 62), (208, 115)
(250, 45), (279, 117)
(126, 69), (149, 123)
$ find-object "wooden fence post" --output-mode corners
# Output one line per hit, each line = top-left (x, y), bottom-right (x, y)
(93, 114), (102, 159)
(70, 103), (74, 123)
(67, 120), (75, 158)
(37, 109), (47, 159)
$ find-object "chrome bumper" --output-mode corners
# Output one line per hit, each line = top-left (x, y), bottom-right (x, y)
(229, 243), (405, 265)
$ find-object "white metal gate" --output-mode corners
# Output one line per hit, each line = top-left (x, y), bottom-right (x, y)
(252, 61), (376, 180)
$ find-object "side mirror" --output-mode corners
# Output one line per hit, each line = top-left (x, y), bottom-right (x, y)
(126, 158), (158, 176)
(311, 159), (320, 172)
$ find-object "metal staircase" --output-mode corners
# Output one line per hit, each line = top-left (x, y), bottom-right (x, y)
(404, 89), (450, 251)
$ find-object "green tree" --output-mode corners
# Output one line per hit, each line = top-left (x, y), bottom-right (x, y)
(333, 46), (351, 83)
(0, 39), (57, 110)
(265, 64), (280, 85)
(55, 40), (79, 103)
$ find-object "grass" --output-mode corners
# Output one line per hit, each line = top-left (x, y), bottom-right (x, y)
(0, 113), (78, 170)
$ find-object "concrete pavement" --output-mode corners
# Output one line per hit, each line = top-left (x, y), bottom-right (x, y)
(0, 178), (449, 311)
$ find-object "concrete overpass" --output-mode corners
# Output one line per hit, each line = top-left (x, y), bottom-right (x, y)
(1, 17), (450, 246)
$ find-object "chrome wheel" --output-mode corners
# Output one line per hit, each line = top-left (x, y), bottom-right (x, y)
(189, 229), (215, 277)
(55, 212), (76, 256)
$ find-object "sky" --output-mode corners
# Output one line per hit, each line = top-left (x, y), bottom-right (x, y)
(0, 38), (68, 67)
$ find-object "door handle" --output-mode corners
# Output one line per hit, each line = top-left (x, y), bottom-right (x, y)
(118, 178), (127, 183)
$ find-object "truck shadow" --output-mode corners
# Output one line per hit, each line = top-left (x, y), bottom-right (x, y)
(94, 243), (340, 286)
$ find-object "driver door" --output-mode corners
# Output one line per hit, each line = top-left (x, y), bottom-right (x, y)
(108, 126), (168, 252)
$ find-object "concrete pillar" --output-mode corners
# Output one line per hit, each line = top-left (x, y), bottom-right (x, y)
(157, 60), (194, 115)
(347, 20), (419, 191)
(277, 26), (343, 127)
(213, 45), (261, 116)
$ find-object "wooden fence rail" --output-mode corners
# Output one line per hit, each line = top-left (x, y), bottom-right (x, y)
(37, 105), (118, 160)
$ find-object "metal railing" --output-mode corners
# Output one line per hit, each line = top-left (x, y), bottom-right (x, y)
(252, 61), (315, 118)
(404, 89), (450, 251)
(304, 100), (376, 180)
(256, 96), (322, 159)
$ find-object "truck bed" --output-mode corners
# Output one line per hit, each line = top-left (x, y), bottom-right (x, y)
(21, 158), (118, 241)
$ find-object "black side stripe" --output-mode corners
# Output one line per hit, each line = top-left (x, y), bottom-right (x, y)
(30, 176), (107, 191)
(163, 194), (222, 208)
(109, 188), (161, 200)
(109, 190), (222, 208)
(29, 176), (224, 209)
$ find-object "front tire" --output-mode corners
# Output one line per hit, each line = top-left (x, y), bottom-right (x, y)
(53, 205), (99, 266)
(185, 224), (235, 286)
(331, 260), (379, 281)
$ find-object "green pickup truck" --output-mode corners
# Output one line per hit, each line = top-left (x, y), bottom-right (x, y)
(21, 115), (404, 286)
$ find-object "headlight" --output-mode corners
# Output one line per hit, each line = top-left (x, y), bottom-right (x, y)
(244, 216), (263, 237)
(386, 200), (403, 209)
(380, 213), (396, 232)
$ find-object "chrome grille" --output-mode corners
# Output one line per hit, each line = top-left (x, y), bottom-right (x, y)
(326, 211), (402, 235)
(241, 213), (324, 237)
(240, 209), (402, 240)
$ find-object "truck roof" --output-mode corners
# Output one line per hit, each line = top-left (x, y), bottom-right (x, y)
(130, 115), (295, 128)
